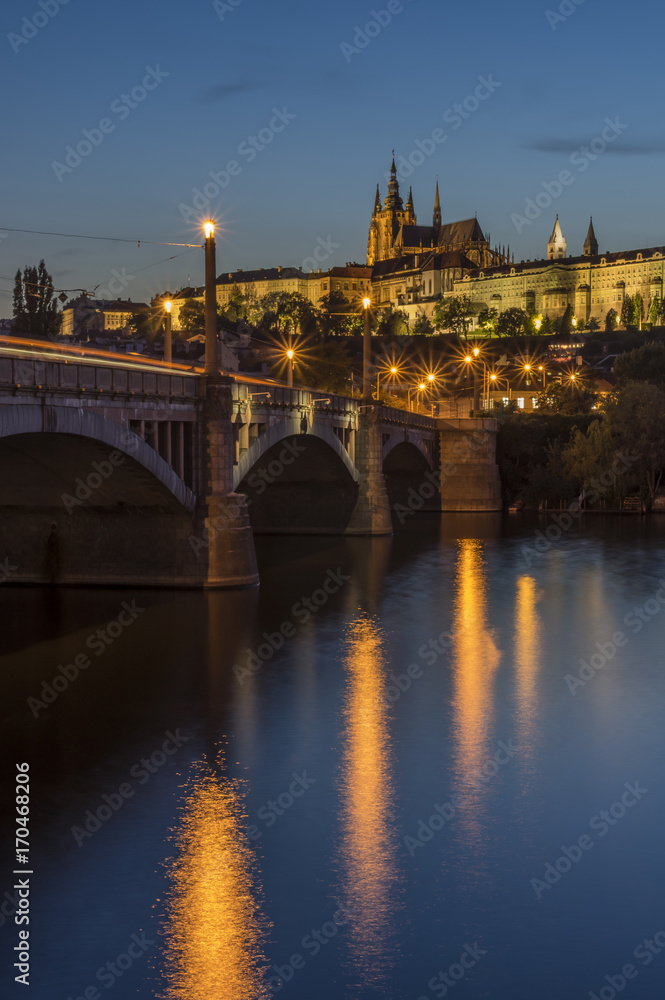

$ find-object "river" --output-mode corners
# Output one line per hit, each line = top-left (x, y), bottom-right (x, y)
(2, 513), (664, 998)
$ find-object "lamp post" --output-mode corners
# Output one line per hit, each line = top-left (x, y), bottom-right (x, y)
(204, 220), (217, 377)
(164, 300), (172, 364)
(363, 297), (372, 401)
(286, 348), (294, 389)
(376, 364), (398, 400)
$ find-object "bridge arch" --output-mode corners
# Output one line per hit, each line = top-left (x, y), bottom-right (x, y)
(0, 405), (196, 511)
(236, 423), (359, 534)
(233, 416), (359, 491)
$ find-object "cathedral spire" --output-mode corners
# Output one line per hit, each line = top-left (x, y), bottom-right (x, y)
(583, 216), (598, 256)
(385, 150), (403, 210)
(433, 178), (442, 229)
(406, 186), (415, 217)
(373, 184), (381, 215)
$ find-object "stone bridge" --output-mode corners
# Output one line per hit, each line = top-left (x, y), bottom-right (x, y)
(0, 343), (500, 588)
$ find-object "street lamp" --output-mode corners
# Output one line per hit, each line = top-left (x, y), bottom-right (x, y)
(286, 347), (295, 389)
(204, 220), (217, 377)
(164, 300), (172, 364)
(376, 363), (399, 399)
(363, 297), (372, 401)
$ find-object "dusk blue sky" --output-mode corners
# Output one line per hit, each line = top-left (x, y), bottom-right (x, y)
(1, 0), (664, 311)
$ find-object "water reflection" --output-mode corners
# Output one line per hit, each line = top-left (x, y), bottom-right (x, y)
(160, 759), (270, 1000)
(338, 614), (400, 987)
(451, 540), (501, 817)
(514, 575), (542, 767)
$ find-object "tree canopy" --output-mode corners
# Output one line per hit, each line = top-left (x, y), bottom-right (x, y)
(12, 260), (61, 340)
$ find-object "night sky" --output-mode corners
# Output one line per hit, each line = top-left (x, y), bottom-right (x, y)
(1, 0), (663, 311)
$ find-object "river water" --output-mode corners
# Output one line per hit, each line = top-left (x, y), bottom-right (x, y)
(2, 513), (665, 999)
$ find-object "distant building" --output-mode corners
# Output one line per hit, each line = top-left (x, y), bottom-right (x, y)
(455, 218), (665, 324)
(61, 296), (149, 338)
(167, 264), (372, 331)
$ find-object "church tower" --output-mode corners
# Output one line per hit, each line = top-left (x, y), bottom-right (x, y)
(583, 217), (598, 257)
(433, 179), (442, 231)
(548, 216), (567, 260)
(366, 154), (416, 265)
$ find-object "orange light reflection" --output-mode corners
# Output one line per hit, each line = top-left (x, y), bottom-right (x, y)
(339, 615), (399, 985)
(160, 763), (270, 1000)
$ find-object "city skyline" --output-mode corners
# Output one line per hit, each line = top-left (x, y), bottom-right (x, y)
(2, 0), (664, 308)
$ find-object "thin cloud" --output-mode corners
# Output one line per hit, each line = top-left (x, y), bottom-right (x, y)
(525, 137), (665, 155)
(195, 83), (256, 103)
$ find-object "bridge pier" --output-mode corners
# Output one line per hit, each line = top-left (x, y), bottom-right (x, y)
(438, 418), (502, 512)
(196, 379), (259, 588)
(346, 406), (393, 536)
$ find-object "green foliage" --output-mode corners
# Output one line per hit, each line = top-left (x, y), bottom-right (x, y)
(271, 341), (352, 394)
(477, 307), (498, 336)
(602, 381), (665, 504)
(412, 311), (434, 336)
(496, 412), (593, 505)
(605, 308), (619, 333)
(559, 303), (574, 336)
(12, 260), (61, 341)
(536, 380), (596, 415)
(376, 309), (409, 338)
(179, 298), (206, 333)
(648, 297), (662, 325)
(433, 295), (475, 338)
(496, 307), (528, 338)
(613, 340), (665, 391)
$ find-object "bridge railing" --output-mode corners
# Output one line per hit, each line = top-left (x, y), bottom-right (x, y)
(233, 382), (357, 415)
(0, 356), (198, 399)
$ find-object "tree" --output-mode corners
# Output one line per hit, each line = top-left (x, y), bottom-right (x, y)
(648, 297), (662, 326)
(632, 293), (645, 329)
(224, 286), (247, 323)
(179, 298), (205, 333)
(535, 380), (596, 415)
(433, 295), (475, 338)
(621, 295), (634, 328)
(376, 308), (409, 338)
(318, 290), (351, 337)
(614, 341), (665, 391)
(12, 260), (61, 340)
(496, 307), (527, 338)
(412, 310), (434, 336)
(477, 307), (498, 337)
(602, 381), (665, 506)
(605, 308), (619, 333)
(559, 303), (574, 336)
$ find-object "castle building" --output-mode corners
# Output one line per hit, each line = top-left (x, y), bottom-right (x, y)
(455, 218), (665, 324)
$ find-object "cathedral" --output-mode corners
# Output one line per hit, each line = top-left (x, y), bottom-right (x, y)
(366, 155), (509, 269)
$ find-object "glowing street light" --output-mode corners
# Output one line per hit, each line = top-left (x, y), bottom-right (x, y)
(164, 299), (172, 364)
(203, 220), (217, 377)
(286, 347), (295, 388)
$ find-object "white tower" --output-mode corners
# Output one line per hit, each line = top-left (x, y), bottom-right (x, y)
(548, 216), (567, 260)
